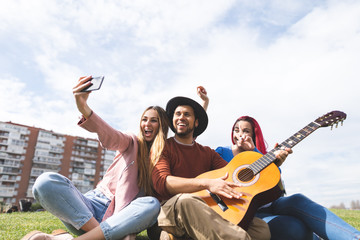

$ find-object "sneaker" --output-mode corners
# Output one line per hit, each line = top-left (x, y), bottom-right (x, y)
(159, 231), (176, 240)
(51, 229), (68, 235)
(21, 230), (73, 240)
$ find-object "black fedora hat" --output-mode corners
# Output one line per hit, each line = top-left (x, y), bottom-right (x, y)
(166, 96), (208, 137)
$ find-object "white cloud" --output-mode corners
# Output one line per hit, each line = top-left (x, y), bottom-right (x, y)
(166, 0), (360, 208)
(0, 0), (359, 208)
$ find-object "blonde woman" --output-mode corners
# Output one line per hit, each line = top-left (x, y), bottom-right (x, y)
(22, 76), (169, 240)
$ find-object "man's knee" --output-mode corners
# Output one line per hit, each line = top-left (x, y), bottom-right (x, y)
(176, 193), (201, 206)
(247, 217), (271, 240)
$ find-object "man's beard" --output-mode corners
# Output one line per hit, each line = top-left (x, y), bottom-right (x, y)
(175, 124), (195, 137)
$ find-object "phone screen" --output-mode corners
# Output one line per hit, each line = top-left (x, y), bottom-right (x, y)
(81, 76), (104, 92)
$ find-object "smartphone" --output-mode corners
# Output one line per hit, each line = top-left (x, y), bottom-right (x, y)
(81, 76), (104, 92)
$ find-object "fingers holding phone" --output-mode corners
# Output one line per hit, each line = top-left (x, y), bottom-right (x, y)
(73, 76), (91, 94)
(80, 76), (104, 92)
(73, 76), (104, 94)
(73, 76), (104, 119)
(73, 76), (91, 103)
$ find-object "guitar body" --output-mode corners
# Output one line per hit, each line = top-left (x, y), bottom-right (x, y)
(193, 151), (283, 230)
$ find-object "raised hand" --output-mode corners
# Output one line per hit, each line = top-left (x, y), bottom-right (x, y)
(72, 76), (93, 118)
(197, 86), (209, 111)
(233, 133), (255, 152)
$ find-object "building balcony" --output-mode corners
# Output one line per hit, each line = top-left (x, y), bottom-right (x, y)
(0, 163), (21, 168)
(30, 168), (54, 177)
(1, 148), (26, 154)
(32, 158), (61, 165)
(0, 152), (25, 161)
(0, 132), (10, 138)
(0, 167), (21, 175)
(0, 177), (17, 182)
(0, 187), (15, 197)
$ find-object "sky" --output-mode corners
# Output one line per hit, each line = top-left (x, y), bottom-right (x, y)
(0, 0), (359, 208)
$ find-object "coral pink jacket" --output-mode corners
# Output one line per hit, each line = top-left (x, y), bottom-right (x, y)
(79, 112), (140, 221)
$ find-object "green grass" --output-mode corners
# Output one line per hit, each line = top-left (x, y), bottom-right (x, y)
(0, 211), (148, 240)
(0, 211), (69, 240)
(1, 209), (359, 240)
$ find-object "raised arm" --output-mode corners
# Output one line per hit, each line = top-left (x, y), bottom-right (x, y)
(197, 86), (209, 111)
(72, 76), (93, 118)
(73, 76), (133, 152)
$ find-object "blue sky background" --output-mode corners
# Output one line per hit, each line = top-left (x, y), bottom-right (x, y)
(1, 0), (359, 208)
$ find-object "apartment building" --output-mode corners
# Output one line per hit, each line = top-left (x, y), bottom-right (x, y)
(0, 121), (115, 207)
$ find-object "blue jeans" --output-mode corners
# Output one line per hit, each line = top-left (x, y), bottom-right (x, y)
(32, 172), (160, 240)
(256, 194), (360, 240)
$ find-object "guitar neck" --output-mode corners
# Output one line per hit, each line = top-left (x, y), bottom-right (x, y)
(249, 121), (321, 175)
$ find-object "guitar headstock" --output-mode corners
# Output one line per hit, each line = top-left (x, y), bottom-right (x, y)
(314, 111), (347, 129)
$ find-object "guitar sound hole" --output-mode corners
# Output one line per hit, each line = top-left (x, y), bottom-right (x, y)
(237, 168), (254, 182)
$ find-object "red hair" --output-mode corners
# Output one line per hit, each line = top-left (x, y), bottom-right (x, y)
(231, 116), (268, 154)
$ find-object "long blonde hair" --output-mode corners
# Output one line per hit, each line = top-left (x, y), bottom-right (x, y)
(137, 106), (169, 196)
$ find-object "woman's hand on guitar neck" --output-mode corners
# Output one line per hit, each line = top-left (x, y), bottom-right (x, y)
(206, 173), (244, 199)
(273, 143), (293, 167)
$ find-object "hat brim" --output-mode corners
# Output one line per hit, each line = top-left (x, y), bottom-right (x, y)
(166, 96), (208, 137)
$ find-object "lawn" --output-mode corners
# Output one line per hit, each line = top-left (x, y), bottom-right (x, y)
(0, 211), (148, 240)
(1, 209), (359, 239)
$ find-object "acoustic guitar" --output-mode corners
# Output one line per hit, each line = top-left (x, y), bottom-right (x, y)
(192, 111), (347, 230)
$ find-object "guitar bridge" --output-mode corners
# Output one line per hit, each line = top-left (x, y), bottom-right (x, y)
(207, 190), (228, 212)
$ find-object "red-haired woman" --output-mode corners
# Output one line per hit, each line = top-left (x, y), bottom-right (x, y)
(198, 86), (360, 240)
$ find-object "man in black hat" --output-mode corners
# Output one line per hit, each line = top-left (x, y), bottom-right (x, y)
(151, 96), (271, 240)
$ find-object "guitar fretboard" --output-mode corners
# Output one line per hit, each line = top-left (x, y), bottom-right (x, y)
(249, 121), (321, 175)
